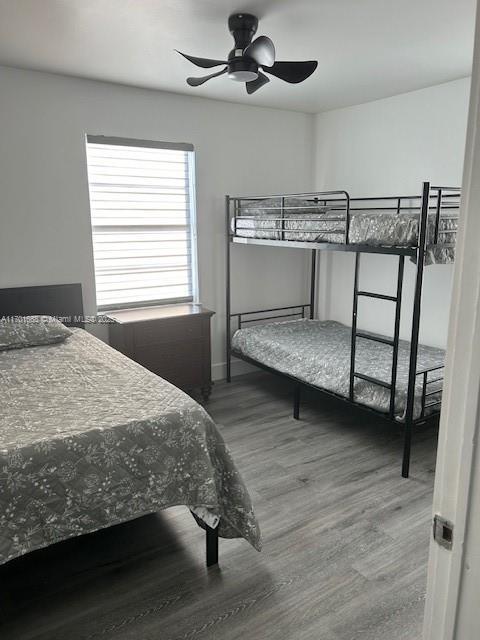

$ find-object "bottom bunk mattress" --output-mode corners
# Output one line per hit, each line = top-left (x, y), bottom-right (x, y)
(231, 319), (444, 420)
(0, 329), (261, 565)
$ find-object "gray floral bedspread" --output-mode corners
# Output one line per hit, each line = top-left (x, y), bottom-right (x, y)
(232, 319), (444, 420)
(234, 198), (456, 264)
(0, 330), (261, 565)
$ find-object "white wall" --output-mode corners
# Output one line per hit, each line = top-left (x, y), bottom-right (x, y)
(0, 66), (315, 378)
(314, 78), (470, 347)
(0, 67), (470, 375)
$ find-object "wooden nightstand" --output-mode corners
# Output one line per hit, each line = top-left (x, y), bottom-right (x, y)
(106, 304), (215, 401)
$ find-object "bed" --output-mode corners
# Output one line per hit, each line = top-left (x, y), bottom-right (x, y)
(227, 183), (457, 477)
(0, 284), (260, 567)
(233, 197), (457, 264)
(231, 319), (444, 421)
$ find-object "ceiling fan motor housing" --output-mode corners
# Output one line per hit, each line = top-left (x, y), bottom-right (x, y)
(227, 50), (258, 81)
(227, 14), (259, 81)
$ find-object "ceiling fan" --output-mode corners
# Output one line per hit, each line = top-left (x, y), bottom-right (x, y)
(176, 13), (318, 94)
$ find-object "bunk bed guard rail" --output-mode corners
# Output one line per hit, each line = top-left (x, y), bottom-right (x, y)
(227, 187), (460, 250)
(229, 190), (352, 244)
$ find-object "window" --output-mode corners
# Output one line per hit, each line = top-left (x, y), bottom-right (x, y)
(86, 136), (197, 310)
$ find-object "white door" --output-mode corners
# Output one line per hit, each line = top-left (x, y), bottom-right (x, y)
(423, 3), (480, 638)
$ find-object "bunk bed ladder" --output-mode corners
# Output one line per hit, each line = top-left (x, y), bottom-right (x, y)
(349, 253), (405, 419)
(402, 181), (430, 477)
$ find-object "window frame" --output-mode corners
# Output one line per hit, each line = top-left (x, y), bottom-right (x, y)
(86, 135), (198, 312)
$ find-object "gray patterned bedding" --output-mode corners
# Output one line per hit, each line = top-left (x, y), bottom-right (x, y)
(232, 319), (444, 420)
(233, 198), (456, 264)
(0, 329), (260, 565)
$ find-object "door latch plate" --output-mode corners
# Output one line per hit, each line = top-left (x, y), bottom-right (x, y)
(433, 515), (454, 550)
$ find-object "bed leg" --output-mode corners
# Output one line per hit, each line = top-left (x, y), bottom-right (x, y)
(293, 385), (301, 420)
(201, 384), (213, 401)
(402, 420), (412, 478)
(206, 524), (219, 567)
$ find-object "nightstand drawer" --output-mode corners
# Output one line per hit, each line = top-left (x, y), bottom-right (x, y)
(136, 341), (204, 387)
(133, 317), (202, 347)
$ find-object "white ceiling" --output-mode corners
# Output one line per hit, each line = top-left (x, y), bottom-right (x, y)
(0, 0), (476, 113)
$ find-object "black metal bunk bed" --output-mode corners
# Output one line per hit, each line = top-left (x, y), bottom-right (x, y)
(225, 182), (461, 478)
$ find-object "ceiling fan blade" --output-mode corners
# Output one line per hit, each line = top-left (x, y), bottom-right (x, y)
(186, 67), (228, 87)
(244, 36), (275, 67)
(262, 60), (318, 83)
(246, 71), (270, 94)
(176, 50), (227, 68)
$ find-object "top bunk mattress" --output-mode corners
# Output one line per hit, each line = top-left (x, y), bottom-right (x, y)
(233, 198), (457, 264)
(231, 319), (444, 421)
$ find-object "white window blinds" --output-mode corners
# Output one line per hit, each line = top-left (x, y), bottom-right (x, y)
(86, 136), (197, 310)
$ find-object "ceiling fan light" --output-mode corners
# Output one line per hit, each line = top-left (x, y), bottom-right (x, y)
(228, 70), (258, 82)
(227, 57), (258, 82)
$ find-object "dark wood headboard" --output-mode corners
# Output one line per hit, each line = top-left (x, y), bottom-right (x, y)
(0, 283), (84, 328)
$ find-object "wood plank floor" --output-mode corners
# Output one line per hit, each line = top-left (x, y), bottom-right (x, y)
(0, 372), (437, 640)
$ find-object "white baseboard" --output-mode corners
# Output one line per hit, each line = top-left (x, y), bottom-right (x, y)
(212, 359), (257, 381)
